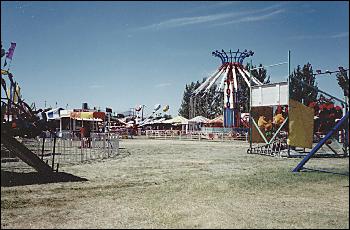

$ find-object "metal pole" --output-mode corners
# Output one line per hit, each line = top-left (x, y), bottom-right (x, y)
(249, 59), (253, 149)
(108, 112), (111, 157)
(41, 135), (46, 160)
(288, 50), (291, 79)
(141, 105), (144, 121)
(189, 96), (193, 119)
(287, 50), (291, 157)
(344, 95), (349, 156)
(51, 132), (56, 171)
(193, 96), (196, 118)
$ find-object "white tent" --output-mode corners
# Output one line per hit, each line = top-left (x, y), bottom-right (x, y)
(163, 115), (189, 133)
(162, 115), (188, 125)
(188, 116), (209, 132)
(188, 116), (210, 123)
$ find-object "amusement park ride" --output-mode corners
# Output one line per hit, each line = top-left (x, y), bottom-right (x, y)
(1, 40), (349, 174)
(193, 49), (262, 128)
(1, 42), (55, 174)
(135, 103), (170, 126)
(193, 48), (349, 172)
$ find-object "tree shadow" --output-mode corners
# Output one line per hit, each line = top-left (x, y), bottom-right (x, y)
(1, 170), (88, 187)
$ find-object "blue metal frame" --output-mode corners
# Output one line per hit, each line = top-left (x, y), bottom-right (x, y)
(292, 111), (349, 172)
(212, 49), (254, 65)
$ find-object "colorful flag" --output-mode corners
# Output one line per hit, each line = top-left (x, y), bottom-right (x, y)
(5, 42), (16, 60)
(14, 83), (21, 104)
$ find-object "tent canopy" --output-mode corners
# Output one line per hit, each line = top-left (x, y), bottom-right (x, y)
(188, 116), (209, 123)
(138, 118), (167, 127)
(163, 115), (188, 124)
(151, 118), (167, 124)
(208, 115), (224, 124)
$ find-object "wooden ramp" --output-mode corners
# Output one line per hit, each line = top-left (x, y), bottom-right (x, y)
(1, 132), (53, 174)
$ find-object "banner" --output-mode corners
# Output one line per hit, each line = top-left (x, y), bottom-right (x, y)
(6, 42), (16, 60)
(46, 108), (63, 120)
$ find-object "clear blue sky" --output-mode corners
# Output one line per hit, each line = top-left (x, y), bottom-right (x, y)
(1, 1), (349, 116)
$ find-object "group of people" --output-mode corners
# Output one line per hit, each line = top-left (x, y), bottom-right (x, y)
(309, 102), (344, 133)
(256, 101), (345, 139)
(258, 105), (288, 137)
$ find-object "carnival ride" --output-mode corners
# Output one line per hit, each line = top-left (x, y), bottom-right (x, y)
(192, 48), (349, 172)
(1, 42), (55, 174)
(247, 52), (349, 163)
(136, 103), (170, 127)
(193, 49), (262, 128)
(289, 68), (349, 172)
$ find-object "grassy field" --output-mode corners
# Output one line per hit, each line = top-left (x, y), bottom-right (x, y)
(1, 139), (349, 229)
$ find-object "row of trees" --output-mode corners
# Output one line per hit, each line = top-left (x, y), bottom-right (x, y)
(290, 63), (349, 104)
(178, 80), (222, 120)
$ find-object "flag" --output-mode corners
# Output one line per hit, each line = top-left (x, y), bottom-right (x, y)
(9, 85), (13, 101)
(5, 42), (16, 60)
(14, 83), (21, 104)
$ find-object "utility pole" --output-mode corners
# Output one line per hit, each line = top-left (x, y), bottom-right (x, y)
(189, 96), (193, 119)
(141, 105), (145, 121)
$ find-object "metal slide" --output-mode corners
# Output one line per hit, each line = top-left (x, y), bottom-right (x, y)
(1, 132), (53, 174)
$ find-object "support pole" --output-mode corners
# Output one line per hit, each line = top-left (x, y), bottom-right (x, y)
(249, 59), (253, 149)
(41, 135), (46, 160)
(345, 95), (349, 156)
(51, 132), (56, 171)
(287, 50), (291, 157)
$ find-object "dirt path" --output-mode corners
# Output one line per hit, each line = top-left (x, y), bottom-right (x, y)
(1, 139), (349, 228)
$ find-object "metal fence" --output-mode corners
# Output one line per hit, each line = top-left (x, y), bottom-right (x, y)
(1, 132), (119, 172)
(145, 130), (248, 142)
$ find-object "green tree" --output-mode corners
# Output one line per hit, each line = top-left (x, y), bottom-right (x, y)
(206, 84), (223, 119)
(290, 63), (318, 105)
(178, 82), (197, 119)
(246, 63), (270, 84)
(336, 69), (349, 97)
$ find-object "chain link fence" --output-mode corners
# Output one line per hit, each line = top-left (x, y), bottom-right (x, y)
(1, 132), (119, 172)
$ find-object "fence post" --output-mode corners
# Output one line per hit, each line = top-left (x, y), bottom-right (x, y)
(51, 133), (56, 171)
(81, 138), (84, 162)
(41, 135), (46, 160)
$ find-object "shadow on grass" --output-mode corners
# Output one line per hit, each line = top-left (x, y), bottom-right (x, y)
(1, 170), (88, 187)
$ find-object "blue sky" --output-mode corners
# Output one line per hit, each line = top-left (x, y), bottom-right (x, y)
(1, 1), (349, 116)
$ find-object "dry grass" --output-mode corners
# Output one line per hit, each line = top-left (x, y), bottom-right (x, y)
(1, 139), (349, 229)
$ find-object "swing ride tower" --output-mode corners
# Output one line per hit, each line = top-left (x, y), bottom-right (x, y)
(193, 49), (262, 128)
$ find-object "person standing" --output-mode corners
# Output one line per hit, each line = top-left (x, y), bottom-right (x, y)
(85, 124), (91, 148)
